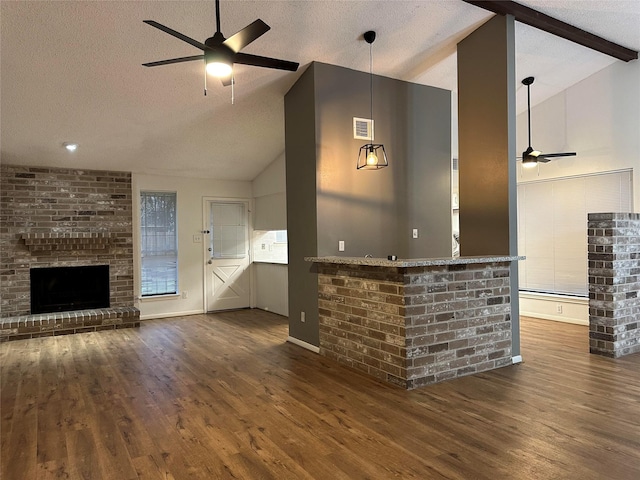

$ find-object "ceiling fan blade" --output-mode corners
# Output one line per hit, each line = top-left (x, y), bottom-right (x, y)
(143, 20), (210, 51)
(234, 52), (299, 71)
(223, 19), (270, 53)
(220, 74), (233, 87)
(143, 55), (204, 67)
(539, 152), (577, 159)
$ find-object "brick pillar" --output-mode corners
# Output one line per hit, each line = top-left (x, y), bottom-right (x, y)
(588, 213), (640, 358)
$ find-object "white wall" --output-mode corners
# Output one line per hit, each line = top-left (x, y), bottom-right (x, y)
(516, 61), (640, 324)
(520, 292), (588, 325)
(133, 173), (252, 320)
(517, 61), (639, 195)
(251, 153), (289, 317)
(253, 153), (286, 197)
(254, 263), (288, 316)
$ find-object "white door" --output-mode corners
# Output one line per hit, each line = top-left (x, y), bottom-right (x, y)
(205, 201), (251, 311)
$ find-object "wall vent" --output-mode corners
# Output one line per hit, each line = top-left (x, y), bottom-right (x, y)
(353, 117), (374, 140)
(452, 157), (459, 171)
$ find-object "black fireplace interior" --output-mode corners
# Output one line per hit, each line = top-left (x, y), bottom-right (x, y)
(30, 265), (110, 314)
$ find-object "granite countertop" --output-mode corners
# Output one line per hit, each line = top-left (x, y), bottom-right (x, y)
(304, 255), (524, 267)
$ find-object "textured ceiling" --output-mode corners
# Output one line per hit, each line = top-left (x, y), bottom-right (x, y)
(1, 1), (638, 181)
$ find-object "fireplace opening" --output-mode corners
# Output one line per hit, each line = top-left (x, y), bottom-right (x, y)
(30, 265), (110, 314)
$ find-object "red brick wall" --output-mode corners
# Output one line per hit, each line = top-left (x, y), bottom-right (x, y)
(0, 165), (134, 317)
(317, 262), (513, 389)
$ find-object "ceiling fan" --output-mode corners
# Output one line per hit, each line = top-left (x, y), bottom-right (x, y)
(142, 0), (299, 87)
(520, 76), (576, 168)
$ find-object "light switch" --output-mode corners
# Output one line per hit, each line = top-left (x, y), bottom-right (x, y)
(339, 240), (345, 251)
(412, 229), (419, 239)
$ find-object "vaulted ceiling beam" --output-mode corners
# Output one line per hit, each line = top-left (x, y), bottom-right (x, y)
(462, 0), (638, 62)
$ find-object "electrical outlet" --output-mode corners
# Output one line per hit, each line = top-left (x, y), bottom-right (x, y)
(412, 228), (419, 239)
(556, 304), (563, 314)
(300, 311), (306, 322)
(338, 240), (345, 251)
(193, 234), (202, 243)
(182, 291), (188, 299)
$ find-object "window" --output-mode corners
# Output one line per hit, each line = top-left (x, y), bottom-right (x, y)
(140, 191), (178, 296)
(518, 170), (632, 296)
(210, 202), (247, 259)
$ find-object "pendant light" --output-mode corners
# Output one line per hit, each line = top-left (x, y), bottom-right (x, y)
(357, 30), (388, 170)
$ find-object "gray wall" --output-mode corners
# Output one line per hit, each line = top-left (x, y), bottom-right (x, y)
(457, 15), (520, 357)
(285, 62), (452, 348)
(314, 63), (452, 258)
(285, 64), (319, 345)
(457, 15), (516, 256)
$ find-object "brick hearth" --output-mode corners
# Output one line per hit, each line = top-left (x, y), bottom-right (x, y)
(0, 307), (140, 342)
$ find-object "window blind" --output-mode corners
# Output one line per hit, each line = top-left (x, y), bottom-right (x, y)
(210, 203), (247, 259)
(517, 170), (632, 296)
(140, 191), (178, 296)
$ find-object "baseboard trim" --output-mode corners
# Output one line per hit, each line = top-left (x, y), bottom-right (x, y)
(512, 355), (523, 364)
(520, 311), (588, 326)
(139, 309), (204, 321)
(287, 336), (320, 353)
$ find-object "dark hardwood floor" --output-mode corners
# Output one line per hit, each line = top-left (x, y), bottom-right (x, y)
(2, 310), (639, 479)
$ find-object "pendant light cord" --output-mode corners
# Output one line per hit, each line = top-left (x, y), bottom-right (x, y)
(369, 41), (374, 142)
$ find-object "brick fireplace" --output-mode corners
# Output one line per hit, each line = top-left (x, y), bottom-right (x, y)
(0, 164), (139, 340)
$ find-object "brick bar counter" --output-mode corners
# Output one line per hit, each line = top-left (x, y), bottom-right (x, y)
(306, 255), (522, 389)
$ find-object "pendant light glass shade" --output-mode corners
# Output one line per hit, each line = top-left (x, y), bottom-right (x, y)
(357, 30), (387, 170)
(357, 143), (388, 169)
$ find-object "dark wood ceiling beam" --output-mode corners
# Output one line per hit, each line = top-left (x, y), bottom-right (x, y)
(462, 0), (638, 62)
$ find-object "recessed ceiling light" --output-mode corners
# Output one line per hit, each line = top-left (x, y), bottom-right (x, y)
(63, 142), (78, 152)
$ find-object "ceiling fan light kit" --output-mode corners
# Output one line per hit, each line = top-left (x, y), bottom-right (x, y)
(357, 30), (388, 171)
(142, 0), (298, 95)
(521, 76), (576, 168)
(521, 145), (541, 169)
(205, 49), (233, 77)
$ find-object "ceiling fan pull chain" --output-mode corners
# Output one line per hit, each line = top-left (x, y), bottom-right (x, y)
(231, 74), (234, 105)
(204, 69), (208, 96)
